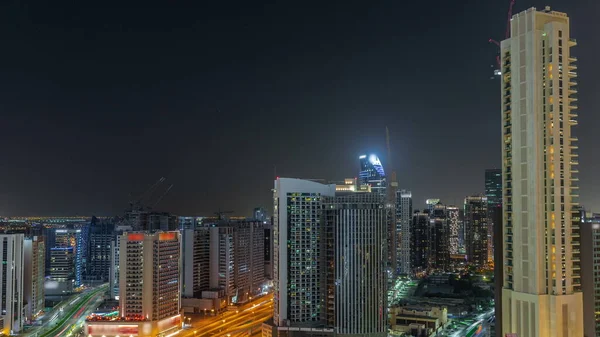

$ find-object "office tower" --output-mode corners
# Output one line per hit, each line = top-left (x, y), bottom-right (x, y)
(359, 154), (396, 276)
(447, 206), (460, 255)
(501, 7), (582, 336)
(358, 154), (386, 196)
(581, 210), (599, 337)
(254, 207), (268, 222)
(0, 234), (24, 335)
(485, 169), (503, 206)
(323, 193), (387, 337)
(118, 231), (181, 335)
(181, 227), (210, 298)
(47, 228), (84, 295)
(430, 204), (450, 271)
(426, 199), (441, 214)
(271, 178), (336, 330)
(486, 169), (502, 264)
(86, 218), (114, 283)
(24, 236), (45, 322)
(396, 190), (412, 275)
(264, 221), (273, 280)
(464, 196), (488, 268)
(411, 210), (430, 273)
(108, 224), (132, 300)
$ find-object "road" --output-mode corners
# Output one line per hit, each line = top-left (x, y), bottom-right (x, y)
(182, 293), (273, 337)
(445, 309), (494, 337)
(23, 284), (108, 337)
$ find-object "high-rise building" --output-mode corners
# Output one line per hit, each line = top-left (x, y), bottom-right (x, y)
(447, 206), (460, 255)
(118, 231), (181, 334)
(411, 210), (430, 273)
(253, 207), (268, 222)
(430, 204), (450, 271)
(323, 193), (387, 337)
(501, 7), (582, 336)
(0, 234), (24, 335)
(181, 227), (210, 298)
(86, 218), (114, 283)
(24, 236), (45, 322)
(358, 154), (395, 276)
(485, 169), (503, 207)
(108, 224), (132, 300)
(358, 154), (386, 197)
(580, 210), (599, 337)
(47, 228), (84, 295)
(271, 178), (336, 329)
(486, 169), (502, 265)
(265, 177), (387, 337)
(464, 196), (488, 268)
(396, 190), (412, 275)
(182, 220), (265, 303)
(426, 199), (441, 213)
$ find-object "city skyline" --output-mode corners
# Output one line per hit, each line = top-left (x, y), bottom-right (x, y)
(0, 1), (598, 217)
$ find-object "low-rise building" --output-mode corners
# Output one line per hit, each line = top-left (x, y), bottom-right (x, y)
(390, 306), (448, 336)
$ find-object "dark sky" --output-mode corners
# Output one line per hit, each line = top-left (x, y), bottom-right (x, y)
(0, 0), (598, 216)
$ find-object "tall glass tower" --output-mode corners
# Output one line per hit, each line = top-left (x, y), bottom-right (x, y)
(358, 154), (386, 197)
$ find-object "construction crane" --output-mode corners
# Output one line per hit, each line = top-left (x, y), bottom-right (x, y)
(152, 184), (174, 210)
(128, 177), (166, 212)
(489, 0), (516, 77)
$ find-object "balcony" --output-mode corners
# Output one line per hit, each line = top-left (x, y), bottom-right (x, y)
(569, 103), (578, 110)
(568, 71), (577, 78)
(569, 56), (578, 63)
(569, 38), (577, 46)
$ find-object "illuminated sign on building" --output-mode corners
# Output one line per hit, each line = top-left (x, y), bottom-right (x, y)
(127, 233), (144, 241)
(158, 232), (176, 241)
(87, 324), (139, 335)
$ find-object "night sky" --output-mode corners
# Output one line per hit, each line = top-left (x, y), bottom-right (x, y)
(0, 0), (598, 217)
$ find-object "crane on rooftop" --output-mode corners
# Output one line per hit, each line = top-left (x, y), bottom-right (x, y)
(489, 0), (516, 77)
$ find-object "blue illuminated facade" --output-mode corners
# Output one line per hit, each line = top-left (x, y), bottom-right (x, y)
(358, 154), (386, 196)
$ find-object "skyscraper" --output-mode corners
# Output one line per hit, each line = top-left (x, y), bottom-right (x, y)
(358, 154), (386, 197)
(271, 178), (336, 329)
(464, 196), (488, 269)
(266, 177), (387, 337)
(181, 227), (210, 298)
(24, 236), (45, 322)
(447, 206), (460, 255)
(430, 204), (450, 271)
(485, 169), (502, 207)
(323, 193), (387, 337)
(119, 231), (180, 334)
(485, 169), (502, 264)
(359, 154), (395, 276)
(581, 210), (600, 337)
(411, 210), (430, 273)
(86, 218), (114, 283)
(396, 190), (412, 275)
(48, 228), (84, 295)
(0, 234), (24, 335)
(501, 7), (582, 336)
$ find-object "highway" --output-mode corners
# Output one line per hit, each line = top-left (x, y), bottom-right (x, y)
(23, 284), (108, 337)
(182, 293), (273, 337)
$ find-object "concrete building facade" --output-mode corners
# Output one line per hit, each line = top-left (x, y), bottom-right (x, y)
(500, 7), (583, 336)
